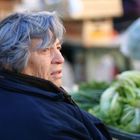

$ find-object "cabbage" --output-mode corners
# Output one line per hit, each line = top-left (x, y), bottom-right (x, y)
(120, 105), (140, 133)
(100, 87), (122, 123)
(92, 71), (140, 133)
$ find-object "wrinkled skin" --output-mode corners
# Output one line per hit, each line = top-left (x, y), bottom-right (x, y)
(22, 38), (64, 87)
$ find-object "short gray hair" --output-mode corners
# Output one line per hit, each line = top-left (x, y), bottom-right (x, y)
(0, 11), (65, 72)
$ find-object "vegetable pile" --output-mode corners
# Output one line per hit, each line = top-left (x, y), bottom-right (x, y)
(89, 71), (140, 133)
(71, 81), (109, 111)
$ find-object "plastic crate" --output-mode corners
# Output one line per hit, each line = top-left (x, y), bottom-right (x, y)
(107, 126), (140, 140)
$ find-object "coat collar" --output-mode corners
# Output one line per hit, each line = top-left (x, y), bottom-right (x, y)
(0, 69), (76, 105)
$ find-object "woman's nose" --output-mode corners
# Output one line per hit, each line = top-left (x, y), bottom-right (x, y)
(51, 50), (64, 64)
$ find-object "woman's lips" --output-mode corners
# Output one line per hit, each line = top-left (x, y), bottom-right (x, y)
(50, 70), (62, 79)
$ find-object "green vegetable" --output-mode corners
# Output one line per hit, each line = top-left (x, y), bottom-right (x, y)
(79, 81), (110, 90)
(72, 89), (103, 111)
(120, 105), (134, 125)
(120, 105), (140, 133)
(100, 87), (122, 123)
(90, 71), (140, 133)
(71, 81), (109, 111)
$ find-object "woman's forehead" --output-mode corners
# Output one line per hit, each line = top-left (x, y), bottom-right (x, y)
(30, 38), (43, 48)
(30, 38), (60, 49)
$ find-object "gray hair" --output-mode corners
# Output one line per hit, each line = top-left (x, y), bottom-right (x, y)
(0, 11), (65, 72)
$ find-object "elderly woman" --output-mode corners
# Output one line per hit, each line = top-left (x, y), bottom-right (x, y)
(0, 12), (112, 140)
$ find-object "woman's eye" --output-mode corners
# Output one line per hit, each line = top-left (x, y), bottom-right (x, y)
(57, 47), (61, 50)
(42, 48), (49, 52)
(57, 44), (62, 50)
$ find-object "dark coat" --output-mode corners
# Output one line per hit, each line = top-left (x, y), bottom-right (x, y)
(0, 70), (112, 140)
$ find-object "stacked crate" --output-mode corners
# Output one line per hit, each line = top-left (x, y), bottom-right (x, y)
(63, 0), (123, 46)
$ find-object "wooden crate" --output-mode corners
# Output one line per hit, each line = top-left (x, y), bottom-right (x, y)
(46, 0), (123, 20)
(64, 19), (117, 46)
(80, 0), (123, 19)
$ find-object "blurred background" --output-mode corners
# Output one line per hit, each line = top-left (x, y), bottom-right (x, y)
(0, 0), (140, 91)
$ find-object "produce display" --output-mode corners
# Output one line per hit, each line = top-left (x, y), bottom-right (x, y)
(72, 71), (140, 135)
(71, 81), (110, 111)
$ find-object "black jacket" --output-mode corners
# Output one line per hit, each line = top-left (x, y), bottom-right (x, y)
(0, 70), (112, 140)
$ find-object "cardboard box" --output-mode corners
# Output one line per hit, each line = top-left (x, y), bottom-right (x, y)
(46, 0), (123, 19)
(82, 19), (117, 46)
(64, 20), (83, 44)
(75, 0), (123, 19)
(64, 19), (117, 46)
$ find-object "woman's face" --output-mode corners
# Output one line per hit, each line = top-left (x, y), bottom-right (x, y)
(22, 38), (64, 87)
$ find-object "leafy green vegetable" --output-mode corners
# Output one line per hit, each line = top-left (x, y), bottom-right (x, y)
(72, 71), (140, 133)
(91, 71), (140, 133)
(100, 87), (122, 123)
(71, 81), (110, 111)
(72, 89), (103, 111)
(79, 81), (110, 90)
(120, 105), (140, 133)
